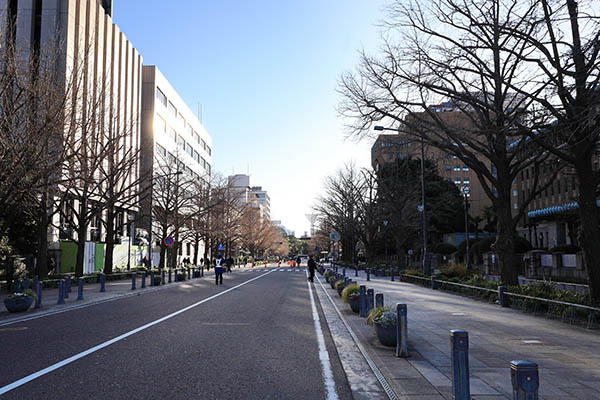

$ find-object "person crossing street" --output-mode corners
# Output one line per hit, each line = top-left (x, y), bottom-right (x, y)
(214, 253), (225, 285)
(307, 255), (316, 283)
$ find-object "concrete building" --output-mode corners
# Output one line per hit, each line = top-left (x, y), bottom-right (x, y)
(228, 174), (271, 222)
(1, 0), (143, 273)
(140, 65), (212, 266)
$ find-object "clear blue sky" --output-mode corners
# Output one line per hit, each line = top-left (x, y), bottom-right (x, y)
(114, 0), (388, 236)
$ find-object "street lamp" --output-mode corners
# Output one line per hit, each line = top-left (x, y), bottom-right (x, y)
(374, 125), (429, 275)
(383, 220), (389, 266)
(461, 184), (471, 270)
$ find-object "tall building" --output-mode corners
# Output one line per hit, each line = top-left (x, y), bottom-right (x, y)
(228, 174), (271, 222)
(1, 0), (143, 272)
(140, 65), (212, 265)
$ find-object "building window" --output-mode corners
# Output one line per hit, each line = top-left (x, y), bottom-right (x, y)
(454, 178), (461, 185)
(463, 166), (469, 171)
(178, 136), (186, 148)
(513, 190), (518, 197)
(445, 164), (451, 171)
(194, 131), (200, 144)
(169, 128), (177, 142)
(168, 101), (177, 117)
(464, 178), (470, 184)
(514, 203), (518, 209)
(193, 150), (200, 163)
(454, 165), (460, 172)
(206, 163), (211, 175)
(206, 145), (212, 156)
(201, 157), (206, 169)
(155, 114), (166, 133)
(156, 88), (167, 107)
(178, 112), (186, 127)
(155, 143), (167, 157)
(201, 139), (207, 151)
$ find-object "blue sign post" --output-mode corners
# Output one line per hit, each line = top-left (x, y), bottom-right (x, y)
(164, 237), (174, 247)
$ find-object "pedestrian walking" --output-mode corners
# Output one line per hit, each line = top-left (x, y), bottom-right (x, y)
(226, 256), (234, 273)
(213, 253), (225, 285)
(296, 256), (302, 267)
(307, 255), (316, 283)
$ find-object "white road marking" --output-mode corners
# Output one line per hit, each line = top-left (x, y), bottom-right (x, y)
(0, 269), (276, 396)
(306, 270), (339, 400)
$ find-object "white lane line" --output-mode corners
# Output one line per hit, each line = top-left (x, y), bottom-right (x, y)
(0, 269), (276, 396)
(306, 270), (339, 400)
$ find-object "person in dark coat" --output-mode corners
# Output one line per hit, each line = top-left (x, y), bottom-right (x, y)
(307, 255), (316, 282)
(226, 256), (234, 273)
(213, 253), (225, 285)
(296, 256), (302, 267)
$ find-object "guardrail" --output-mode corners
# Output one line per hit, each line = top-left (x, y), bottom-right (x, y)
(400, 273), (598, 329)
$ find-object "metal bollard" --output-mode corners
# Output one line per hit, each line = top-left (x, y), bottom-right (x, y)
(151, 271), (155, 287)
(510, 360), (539, 400)
(66, 276), (72, 293)
(432, 276), (438, 290)
(13, 279), (21, 293)
(141, 273), (146, 289)
(57, 280), (65, 304)
(359, 285), (368, 318)
(450, 330), (470, 400)
(35, 282), (43, 309)
(355, 266), (358, 277)
(396, 303), (408, 357)
(367, 268), (370, 281)
(100, 274), (106, 292)
(33, 276), (39, 291)
(131, 272), (137, 290)
(367, 288), (374, 314)
(376, 293), (384, 308)
(343, 268), (346, 277)
(77, 278), (84, 300)
(498, 285), (509, 307)
(162, 270), (166, 285)
(24, 279), (30, 291)
(169, 269), (172, 283)
(201, 266), (204, 277)
(391, 269), (395, 282)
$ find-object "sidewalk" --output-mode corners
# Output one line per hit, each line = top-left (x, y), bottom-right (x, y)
(0, 265), (254, 325)
(317, 267), (600, 400)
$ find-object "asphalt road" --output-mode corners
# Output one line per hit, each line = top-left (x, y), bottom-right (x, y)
(0, 266), (353, 399)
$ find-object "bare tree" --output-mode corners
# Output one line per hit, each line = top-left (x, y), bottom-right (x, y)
(338, 0), (558, 284)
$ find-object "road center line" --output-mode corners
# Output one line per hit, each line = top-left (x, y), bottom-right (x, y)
(0, 269), (276, 396)
(306, 270), (339, 400)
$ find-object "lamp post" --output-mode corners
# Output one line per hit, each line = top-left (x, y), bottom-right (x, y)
(461, 185), (471, 270)
(375, 125), (429, 275)
(383, 220), (389, 266)
(127, 216), (134, 271)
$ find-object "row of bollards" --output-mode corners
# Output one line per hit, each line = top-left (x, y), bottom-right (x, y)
(323, 266), (540, 399)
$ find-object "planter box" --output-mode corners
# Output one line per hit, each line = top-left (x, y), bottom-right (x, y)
(4, 296), (34, 313)
(349, 297), (360, 313)
(176, 274), (186, 282)
(152, 276), (162, 286)
(374, 322), (396, 347)
(337, 284), (345, 296)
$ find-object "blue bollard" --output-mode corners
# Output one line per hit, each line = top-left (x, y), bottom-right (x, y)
(33, 275), (39, 291)
(66, 276), (72, 293)
(342, 268), (346, 277)
(432, 276), (438, 290)
(150, 271), (155, 287)
(359, 285), (368, 318)
(355, 267), (358, 277)
(367, 268), (370, 281)
(391, 269), (395, 282)
(376, 293), (384, 308)
(169, 269), (172, 283)
(57, 280), (65, 304)
(162, 270), (166, 285)
(141, 273), (146, 289)
(510, 360), (539, 400)
(201, 266), (204, 277)
(131, 272), (136, 290)
(450, 330), (470, 400)
(35, 282), (43, 309)
(499, 285), (509, 307)
(396, 303), (408, 357)
(100, 274), (106, 292)
(24, 279), (30, 291)
(367, 288), (374, 314)
(77, 278), (84, 300)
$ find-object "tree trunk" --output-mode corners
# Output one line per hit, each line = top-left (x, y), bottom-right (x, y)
(575, 161), (600, 304)
(104, 207), (115, 274)
(193, 234), (199, 266)
(36, 191), (49, 278)
(495, 201), (518, 285)
(75, 225), (86, 277)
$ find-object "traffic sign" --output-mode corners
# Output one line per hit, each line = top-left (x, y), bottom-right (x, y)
(329, 231), (341, 242)
(218, 243), (225, 251)
(164, 237), (174, 247)
(407, 249), (413, 255)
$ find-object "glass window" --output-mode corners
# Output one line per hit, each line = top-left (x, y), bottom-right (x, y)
(454, 165), (460, 172)
(464, 178), (470, 184)
(169, 128), (177, 142)
(463, 166), (469, 171)
(207, 146), (211, 156)
(454, 178), (461, 185)
(156, 88), (167, 107)
(186, 143), (194, 157)
(445, 164), (451, 171)
(194, 150), (200, 163)
(206, 163), (211, 175)
(155, 114), (166, 133)
(178, 112), (186, 126)
(178, 136), (186, 148)
(194, 131), (200, 144)
(155, 143), (166, 157)
(201, 157), (206, 168)
(201, 139), (207, 151)
(513, 190), (518, 197)
(168, 101), (177, 117)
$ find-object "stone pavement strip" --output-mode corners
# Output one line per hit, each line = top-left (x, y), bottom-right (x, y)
(319, 267), (600, 400)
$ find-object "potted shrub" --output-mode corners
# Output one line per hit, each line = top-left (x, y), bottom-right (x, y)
(176, 270), (186, 281)
(368, 306), (397, 347)
(193, 268), (201, 278)
(4, 289), (36, 313)
(335, 280), (345, 296)
(342, 284), (361, 313)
